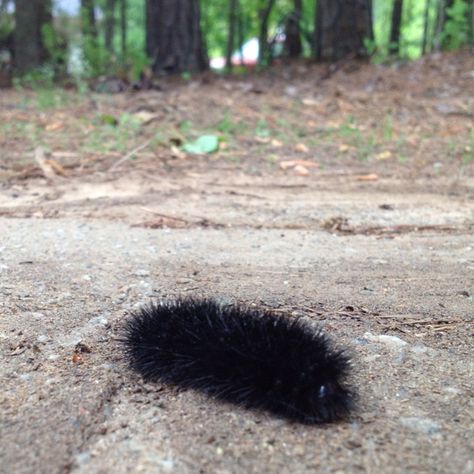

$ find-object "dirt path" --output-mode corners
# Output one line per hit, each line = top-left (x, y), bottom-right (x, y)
(1, 170), (473, 474)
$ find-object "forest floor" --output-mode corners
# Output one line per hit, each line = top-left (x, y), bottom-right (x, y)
(0, 51), (473, 474)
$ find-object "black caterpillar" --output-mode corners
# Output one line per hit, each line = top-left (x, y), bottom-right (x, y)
(123, 297), (354, 423)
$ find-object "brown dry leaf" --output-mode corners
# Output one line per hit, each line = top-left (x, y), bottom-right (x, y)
(72, 353), (83, 364)
(376, 150), (392, 160)
(295, 143), (309, 153)
(255, 136), (271, 144)
(336, 99), (355, 113)
(356, 173), (379, 181)
(132, 111), (160, 124)
(279, 161), (295, 170)
(34, 147), (59, 180)
(294, 165), (310, 176)
(136, 218), (188, 229)
(280, 159), (319, 170)
(44, 159), (66, 176)
(302, 98), (318, 106)
(339, 144), (351, 152)
(171, 145), (187, 159)
(45, 122), (64, 132)
(271, 139), (283, 147)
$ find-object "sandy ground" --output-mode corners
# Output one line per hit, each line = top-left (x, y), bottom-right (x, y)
(1, 169), (473, 474)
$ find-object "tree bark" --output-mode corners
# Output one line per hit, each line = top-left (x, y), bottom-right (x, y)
(258, 0), (276, 65)
(422, 0), (432, 54)
(389, 0), (404, 55)
(433, 0), (446, 51)
(80, 0), (98, 39)
(120, 0), (126, 60)
(284, 0), (303, 58)
(145, 0), (208, 75)
(314, 0), (373, 61)
(226, 0), (238, 70)
(14, 0), (52, 74)
(104, 0), (116, 52)
(313, 0), (322, 60)
(237, 7), (245, 65)
(470, 0), (474, 52)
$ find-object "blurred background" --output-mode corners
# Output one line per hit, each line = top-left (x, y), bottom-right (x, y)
(0, 0), (472, 84)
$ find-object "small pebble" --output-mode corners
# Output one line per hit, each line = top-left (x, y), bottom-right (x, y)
(362, 332), (408, 348)
(74, 451), (91, 466)
(400, 416), (441, 436)
(134, 269), (150, 277)
(88, 316), (108, 326)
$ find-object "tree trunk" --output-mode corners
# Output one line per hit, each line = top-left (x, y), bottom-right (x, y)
(314, 0), (373, 61)
(258, 0), (276, 65)
(80, 0), (98, 39)
(226, 0), (238, 70)
(120, 0), (126, 61)
(389, 0), (403, 55)
(145, 0), (208, 75)
(104, 0), (116, 52)
(422, 0), (432, 54)
(470, 0), (474, 52)
(284, 0), (303, 58)
(237, 7), (245, 65)
(433, 0), (446, 51)
(367, 0), (375, 41)
(313, 0), (322, 60)
(14, 0), (52, 74)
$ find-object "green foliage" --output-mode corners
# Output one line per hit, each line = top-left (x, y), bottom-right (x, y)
(41, 23), (69, 75)
(442, 0), (470, 50)
(255, 118), (270, 138)
(182, 135), (220, 154)
(9, 0), (473, 83)
(0, 10), (13, 39)
(85, 112), (143, 153)
(13, 66), (55, 90)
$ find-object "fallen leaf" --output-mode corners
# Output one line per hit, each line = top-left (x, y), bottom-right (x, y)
(302, 98), (318, 106)
(44, 159), (66, 176)
(132, 110), (160, 124)
(271, 139), (283, 147)
(279, 159), (319, 170)
(294, 165), (310, 176)
(45, 122), (64, 132)
(376, 150), (392, 160)
(356, 173), (379, 181)
(171, 145), (187, 159)
(339, 144), (351, 152)
(182, 135), (219, 154)
(295, 143), (309, 153)
(72, 353), (83, 364)
(34, 147), (60, 180)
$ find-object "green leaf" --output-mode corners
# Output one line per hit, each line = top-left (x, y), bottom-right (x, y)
(182, 135), (219, 154)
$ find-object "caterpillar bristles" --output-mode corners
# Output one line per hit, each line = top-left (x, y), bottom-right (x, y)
(123, 297), (355, 423)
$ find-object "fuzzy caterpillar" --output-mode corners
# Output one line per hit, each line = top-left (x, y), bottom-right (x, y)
(123, 297), (355, 423)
